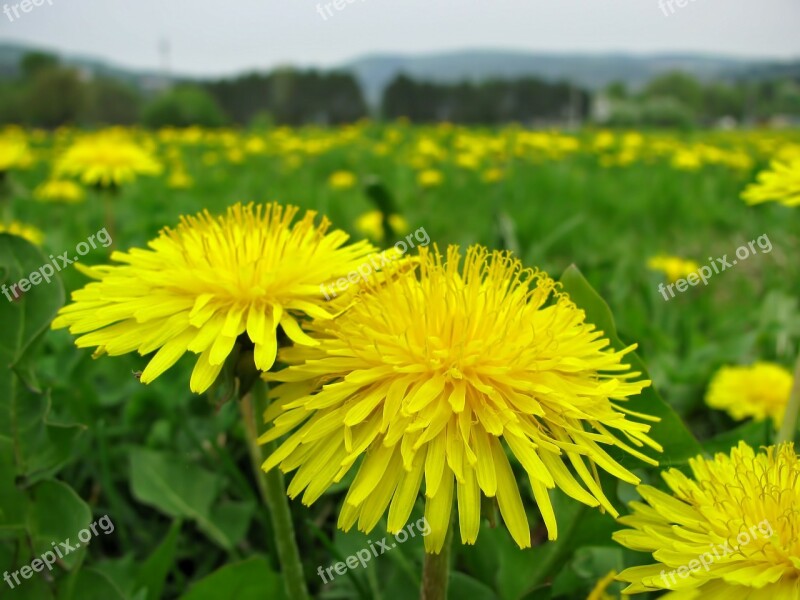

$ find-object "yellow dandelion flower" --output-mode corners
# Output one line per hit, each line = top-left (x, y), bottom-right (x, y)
(34, 179), (85, 203)
(647, 255), (700, 284)
(55, 132), (162, 188)
(706, 362), (793, 427)
(167, 168), (194, 189)
(328, 170), (357, 190)
(417, 169), (444, 188)
(742, 158), (800, 207)
(260, 245), (660, 554)
(482, 168), (505, 183)
(614, 442), (800, 597)
(354, 210), (409, 242)
(52, 202), (378, 394)
(0, 221), (44, 245)
(0, 135), (33, 173)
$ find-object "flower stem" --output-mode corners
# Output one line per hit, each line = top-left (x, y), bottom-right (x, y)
(777, 352), (800, 445)
(240, 379), (310, 600)
(420, 521), (453, 600)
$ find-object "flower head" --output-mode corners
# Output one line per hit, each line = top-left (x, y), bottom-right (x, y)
(706, 362), (793, 427)
(52, 202), (378, 393)
(647, 255), (700, 284)
(354, 210), (409, 242)
(328, 170), (357, 190)
(260, 245), (660, 553)
(614, 442), (800, 597)
(0, 221), (44, 245)
(0, 134), (33, 173)
(417, 169), (444, 188)
(742, 158), (800, 207)
(55, 131), (162, 188)
(34, 179), (85, 203)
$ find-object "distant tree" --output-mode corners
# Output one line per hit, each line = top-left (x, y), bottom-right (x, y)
(142, 86), (227, 127)
(641, 97), (694, 129)
(20, 52), (59, 80)
(84, 78), (141, 125)
(25, 68), (86, 127)
(643, 72), (703, 112)
(606, 81), (628, 101)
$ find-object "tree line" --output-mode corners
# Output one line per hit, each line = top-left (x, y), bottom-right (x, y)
(0, 51), (797, 128)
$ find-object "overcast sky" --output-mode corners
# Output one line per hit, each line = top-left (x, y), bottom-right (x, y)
(1, 0), (798, 76)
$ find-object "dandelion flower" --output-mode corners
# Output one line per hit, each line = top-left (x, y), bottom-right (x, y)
(52, 203), (378, 394)
(706, 362), (793, 427)
(167, 167), (194, 190)
(742, 158), (800, 207)
(34, 179), (85, 203)
(55, 132), (162, 188)
(260, 245), (660, 553)
(614, 442), (800, 597)
(328, 170), (357, 190)
(647, 255), (699, 284)
(417, 169), (444, 188)
(354, 210), (409, 242)
(0, 134), (33, 173)
(0, 221), (44, 245)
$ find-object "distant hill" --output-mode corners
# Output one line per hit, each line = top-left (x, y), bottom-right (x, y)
(1, 41), (798, 105)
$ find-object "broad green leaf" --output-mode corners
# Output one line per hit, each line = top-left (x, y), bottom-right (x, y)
(129, 447), (234, 549)
(702, 419), (771, 455)
(449, 572), (498, 600)
(60, 567), (126, 600)
(27, 480), (92, 570)
(559, 265), (703, 467)
(179, 556), (285, 600)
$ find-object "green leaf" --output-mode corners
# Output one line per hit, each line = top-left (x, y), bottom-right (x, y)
(702, 419), (771, 455)
(60, 567), (126, 600)
(27, 480), (92, 570)
(179, 557), (285, 600)
(449, 572), (499, 600)
(558, 265), (703, 467)
(0, 233), (65, 390)
(135, 520), (182, 600)
(129, 447), (234, 549)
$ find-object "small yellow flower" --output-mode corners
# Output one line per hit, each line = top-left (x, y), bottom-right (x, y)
(706, 362), (793, 427)
(34, 179), (85, 203)
(56, 131), (162, 188)
(742, 158), (800, 207)
(52, 203), (379, 393)
(482, 168), (505, 183)
(328, 170), (357, 190)
(647, 255), (700, 283)
(614, 442), (800, 597)
(0, 221), (44, 245)
(0, 134), (33, 173)
(167, 168), (194, 189)
(354, 210), (409, 242)
(417, 169), (443, 188)
(261, 245), (660, 554)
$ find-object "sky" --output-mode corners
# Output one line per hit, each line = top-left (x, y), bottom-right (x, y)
(0, 0), (798, 77)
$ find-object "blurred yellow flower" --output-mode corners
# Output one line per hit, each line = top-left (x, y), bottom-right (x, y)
(742, 158), (800, 207)
(56, 132), (162, 188)
(706, 361), (793, 427)
(417, 168), (444, 188)
(34, 179), (85, 203)
(647, 255), (699, 283)
(328, 170), (357, 190)
(167, 168), (194, 189)
(0, 134), (33, 173)
(482, 167), (505, 183)
(614, 442), (799, 597)
(354, 210), (409, 242)
(0, 221), (44, 245)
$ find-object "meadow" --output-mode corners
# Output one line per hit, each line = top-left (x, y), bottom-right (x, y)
(1, 122), (799, 599)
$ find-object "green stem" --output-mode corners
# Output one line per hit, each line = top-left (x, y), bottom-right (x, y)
(777, 353), (800, 444)
(420, 521), (453, 600)
(240, 380), (310, 600)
